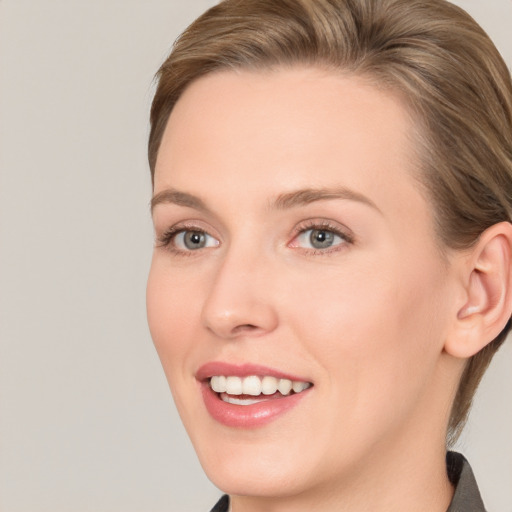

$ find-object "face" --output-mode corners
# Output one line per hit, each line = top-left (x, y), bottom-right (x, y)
(147, 68), (461, 499)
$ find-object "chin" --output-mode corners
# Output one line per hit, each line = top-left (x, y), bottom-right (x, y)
(186, 418), (329, 499)
(201, 451), (311, 498)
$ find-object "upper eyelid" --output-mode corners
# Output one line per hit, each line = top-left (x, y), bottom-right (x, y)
(159, 219), (350, 236)
(157, 220), (219, 237)
(290, 219), (354, 241)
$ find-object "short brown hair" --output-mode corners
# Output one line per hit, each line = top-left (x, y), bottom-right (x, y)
(148, 0), (512, 441)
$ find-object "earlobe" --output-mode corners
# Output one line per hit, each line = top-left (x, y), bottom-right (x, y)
(445, 222), (512, 359)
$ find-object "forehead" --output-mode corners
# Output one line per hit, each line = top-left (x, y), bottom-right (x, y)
(154, 66), (429, 228)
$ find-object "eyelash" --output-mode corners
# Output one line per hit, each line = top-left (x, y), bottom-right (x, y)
(156, 220), (354, 256)
(290, 220), (354, 255)
(156, 222), (215, 257)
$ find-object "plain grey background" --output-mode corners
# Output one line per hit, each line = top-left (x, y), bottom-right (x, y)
(0, 1), (511, 511)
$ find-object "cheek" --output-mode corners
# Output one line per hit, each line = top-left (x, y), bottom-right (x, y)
(146, 257), (203, 378)
(278, 264), (402, 357)
(281, 256), (450, 412)
(146, 257), (214, 437)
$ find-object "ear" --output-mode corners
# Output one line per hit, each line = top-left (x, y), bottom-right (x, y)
(444, 222), (512, 359)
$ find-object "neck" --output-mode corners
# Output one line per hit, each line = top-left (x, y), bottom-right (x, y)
(230, 443), (453, 512)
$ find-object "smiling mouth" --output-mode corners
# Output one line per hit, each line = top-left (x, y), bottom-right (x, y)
(209, 375), (312, 406)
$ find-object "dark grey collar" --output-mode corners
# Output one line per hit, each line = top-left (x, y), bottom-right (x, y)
(210, 452), (486, 512)
(446, 451), (486, 511)
(210, 494), (229, 512)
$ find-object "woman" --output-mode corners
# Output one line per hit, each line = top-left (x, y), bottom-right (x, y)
(146, 0), (512, 510)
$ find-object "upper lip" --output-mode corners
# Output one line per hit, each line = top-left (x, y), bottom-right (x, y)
(196, 362), (311, 383)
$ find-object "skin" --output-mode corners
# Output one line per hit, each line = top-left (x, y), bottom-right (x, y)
(147, 67), (470, 511)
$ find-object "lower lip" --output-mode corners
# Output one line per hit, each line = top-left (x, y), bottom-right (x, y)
(201, 382), (311, 428)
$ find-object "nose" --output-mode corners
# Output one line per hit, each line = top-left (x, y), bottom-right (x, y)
(201, 248), (279, 340)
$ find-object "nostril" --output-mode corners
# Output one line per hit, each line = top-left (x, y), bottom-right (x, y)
(232, 324), (258, 334)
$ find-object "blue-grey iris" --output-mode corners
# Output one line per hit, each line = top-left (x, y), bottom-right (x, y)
(310, 229), (335, 249)
(184, 231), (206, 250)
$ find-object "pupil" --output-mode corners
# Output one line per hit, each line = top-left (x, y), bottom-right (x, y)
(184, 231), (205, 249)
(310, 229), (334, 249)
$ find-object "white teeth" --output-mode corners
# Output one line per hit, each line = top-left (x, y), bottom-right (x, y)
(261, 376), (278, 395)
(210, 375), (227, 393)
(242, 375), (261, 396)
(221, 394), (262, 406)
(278, 378), (293, 395)
(225, 376), (243, 395)
(209, 375), (311, 397)
(292, 381), (310, 393)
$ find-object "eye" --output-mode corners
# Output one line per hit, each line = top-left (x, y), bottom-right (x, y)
(173, 230), (219, 251)
(296, 228), (343, 249)
(157, 226), (220, 254)
(289, 222), (353, 253)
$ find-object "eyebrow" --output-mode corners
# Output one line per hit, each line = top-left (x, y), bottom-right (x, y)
(151, 186), (381, 215)
(272, 187), (381, 213)
(151, 189), (211, 214)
